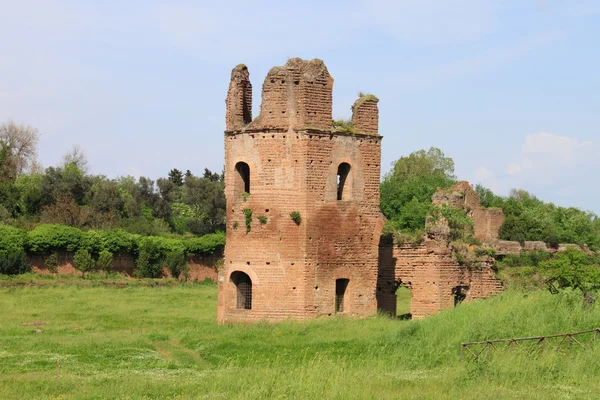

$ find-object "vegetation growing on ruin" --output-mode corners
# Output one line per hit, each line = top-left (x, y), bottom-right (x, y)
(380, 147), (600, 252)
(290, 211), (301, 225)
(332, 118), (357, 133)
(243, 208), (252, 233)
(357, 92), (379, 101)
(2, 279), (600, 399)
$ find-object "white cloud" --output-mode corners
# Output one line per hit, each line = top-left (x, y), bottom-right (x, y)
(521, 132), (592, 166)
(473, 133), (598, 205)
(504, 133), (595, 184)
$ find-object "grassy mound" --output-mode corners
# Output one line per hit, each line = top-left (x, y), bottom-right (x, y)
(1, 278), (599, 399)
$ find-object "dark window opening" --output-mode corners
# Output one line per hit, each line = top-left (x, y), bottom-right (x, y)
(335, 278), (349, 313)
(235, 162), (250, 194)
(231, 271), (252, 310)
(452, 285), (469, 306)
(337, 163), (351, 200)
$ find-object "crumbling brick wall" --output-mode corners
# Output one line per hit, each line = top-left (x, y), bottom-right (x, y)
(219, 58), (385, 323)
(352, 95), (379, 134)
(225, 64), (252, 131)
(432, 181), (505, 242)
(377, 234), (504, 319)
(245, 58), (334, 132)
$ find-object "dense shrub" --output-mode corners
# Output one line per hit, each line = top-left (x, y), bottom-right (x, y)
(0, 224), (27, 249)
(96, 249), (113, 272)
(44, 252), (59, 273)
(79, 230), (103, 256)
(73, 248), (95, 275)
(26, 224), (83, 253)
(500, 250), (552, 268)
(0, 224), (29, 274)
(97, 229), (139, 254)
(135, 236), (185, 278)
(165, 250), (187, 279)
(184, 232), (225, 256)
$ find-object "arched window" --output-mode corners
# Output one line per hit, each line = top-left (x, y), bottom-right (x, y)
(231, 271), (252, 310)
(337, 163), (351, 200)
(235, 162), (250, 195)
(335, 278), (349, 313)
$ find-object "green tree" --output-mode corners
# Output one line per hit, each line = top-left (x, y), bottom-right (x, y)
(0, 121), (40, 179)
(380, 148), (456, 233)
(168, 169), (184, 186)
(542, 248), (600, 306)
(96, 249), (113, 273)
(474, 184), (504, 208)
(73, 248), (95, 276)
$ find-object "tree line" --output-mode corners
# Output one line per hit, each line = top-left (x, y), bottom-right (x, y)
(380, 147), (600, 251)
(0, 121), (225, 237)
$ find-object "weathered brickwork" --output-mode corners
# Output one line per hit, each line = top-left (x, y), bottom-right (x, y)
(245, 58), (334, 132)
(432, 181), (505, 241)
(225, 64), (252, 132)
(219, 58), (385, 323)
(351, 95), (379, 134)
(377, 235), (504, 319)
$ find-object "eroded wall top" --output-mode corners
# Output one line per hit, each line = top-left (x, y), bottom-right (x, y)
(432, 181), (505, 242)
(225, 58), (379, 135)
(225, 64), (253, 132)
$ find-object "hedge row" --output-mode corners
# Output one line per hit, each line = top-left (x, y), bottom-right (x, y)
(0, 223), (225, 276)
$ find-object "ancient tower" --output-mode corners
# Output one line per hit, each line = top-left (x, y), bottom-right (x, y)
(218, 58), (385, 323)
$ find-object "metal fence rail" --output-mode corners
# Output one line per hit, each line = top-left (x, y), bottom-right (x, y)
(461, 328), (600, 360)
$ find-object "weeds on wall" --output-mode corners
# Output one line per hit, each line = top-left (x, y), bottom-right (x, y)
(258, 215), (268, 224)
(290, 211), (301, 225)
(244, 209), (252, 233)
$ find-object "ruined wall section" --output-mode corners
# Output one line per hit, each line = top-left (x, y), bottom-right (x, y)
(248, 58), (333, 132)
(351, 95), (379, 134)
(432, 181), (505, 242)
(225, 64), (252, 131)
(377, 234), (504, 319)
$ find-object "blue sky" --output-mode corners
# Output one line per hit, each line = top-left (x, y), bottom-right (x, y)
(1, 0), (599, 213)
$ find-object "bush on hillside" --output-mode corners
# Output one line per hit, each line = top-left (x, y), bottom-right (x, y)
(184, 232), (225, 256)
(165, 249), (187, 279)
(73, 248), (95, 276)
(97, 229), (139, 254)
(135, 236), (185, 278)
(26, 224), (83, 253)
(0, 224), (29, 274)
(96, 249), (113, 273)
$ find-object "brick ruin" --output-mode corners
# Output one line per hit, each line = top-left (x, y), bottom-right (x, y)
(377, 182), (506, 319)
(218, 58), (385, 323)
(218, 59), (515, 323)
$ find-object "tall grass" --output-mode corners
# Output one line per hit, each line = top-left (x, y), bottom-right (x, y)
(1, 277), (600, 399)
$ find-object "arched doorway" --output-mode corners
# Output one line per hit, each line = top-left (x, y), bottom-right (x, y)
(230, 271), (252, 310)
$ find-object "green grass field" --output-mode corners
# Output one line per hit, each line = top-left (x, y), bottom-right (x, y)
(2, 274), (600, 399)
